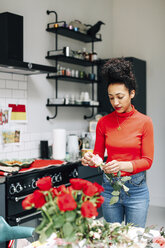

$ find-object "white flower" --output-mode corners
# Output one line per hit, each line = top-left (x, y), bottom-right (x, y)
(93, 232), (100, 239)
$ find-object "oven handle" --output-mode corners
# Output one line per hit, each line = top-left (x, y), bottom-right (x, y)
(11, 194), (32, 202)
(15, 211), (42, 224)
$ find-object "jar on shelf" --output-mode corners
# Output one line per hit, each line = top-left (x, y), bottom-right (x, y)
(92, 52), (98, 61)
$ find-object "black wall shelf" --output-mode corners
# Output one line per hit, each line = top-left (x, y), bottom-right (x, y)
(46, 75), (99, 84)
(46, 54), (100, 67)
(46, 10), (102, 120)
(46, 27), (102, 43)
(46, 103), (100, 108)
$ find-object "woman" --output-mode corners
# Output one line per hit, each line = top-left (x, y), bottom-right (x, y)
(81, 57), (154, 228)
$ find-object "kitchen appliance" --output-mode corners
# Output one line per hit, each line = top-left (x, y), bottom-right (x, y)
(67, 134), (79, 161)
(40, 141), (49, 159)
(0, 162), (79, 248)
(0, 12), (56, 75)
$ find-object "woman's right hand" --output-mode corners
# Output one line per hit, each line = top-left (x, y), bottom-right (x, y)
(81, 152), (96, 167)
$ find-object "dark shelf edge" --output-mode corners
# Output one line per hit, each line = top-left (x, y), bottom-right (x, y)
(46, 104), (100, 108)
(46, 27), (102, 43)
(46, 75), (99, 84)
(46, 55), (100, 67)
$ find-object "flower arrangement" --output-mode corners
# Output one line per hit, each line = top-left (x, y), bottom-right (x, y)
(22, 176), (104, 245)
(89, 154), (131, 205)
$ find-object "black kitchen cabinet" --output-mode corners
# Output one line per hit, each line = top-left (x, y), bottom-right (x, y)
(97, 57), (146, 115)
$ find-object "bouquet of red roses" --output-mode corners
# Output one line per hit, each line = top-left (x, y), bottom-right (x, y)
(22, 177), (104, 244)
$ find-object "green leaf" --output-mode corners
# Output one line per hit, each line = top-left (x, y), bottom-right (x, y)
(52, 215), (65, 228)
(117, 171), (121, 177)
(121, 176), (131, 182)
(110, 196), (119, 205)
(65, 211), (76, 222)
(111, 190), (120, 196)
(63, 222), (74, 238)
(122, 185), (129, 192)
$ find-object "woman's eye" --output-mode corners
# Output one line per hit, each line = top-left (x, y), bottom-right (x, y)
(118, 96), (124, 100)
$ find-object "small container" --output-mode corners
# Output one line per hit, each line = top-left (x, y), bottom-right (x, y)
(54, 23), (59, 28)
(65, 95), (69, 105)
(66, 68), (71, 76)
(71, 69), (75, 77)
(92, 52), (98, 61)
(75, 70), (79, 78)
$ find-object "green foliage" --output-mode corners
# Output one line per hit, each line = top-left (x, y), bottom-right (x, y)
(104, 171), (131, 205)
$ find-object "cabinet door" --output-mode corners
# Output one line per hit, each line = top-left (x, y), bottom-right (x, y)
(97, 57), (146, 115)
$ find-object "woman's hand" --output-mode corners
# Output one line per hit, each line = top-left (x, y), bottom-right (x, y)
(81, 152), (96, 167)
(103, 160), (133, 174)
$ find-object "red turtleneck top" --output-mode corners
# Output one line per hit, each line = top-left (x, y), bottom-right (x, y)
(93, 106), (154, 176)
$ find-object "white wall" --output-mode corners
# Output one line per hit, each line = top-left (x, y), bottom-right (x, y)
(111, 0), (165, 207)
(0, 0), (112, 133)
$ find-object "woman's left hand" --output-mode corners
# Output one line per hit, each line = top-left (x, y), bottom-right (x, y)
(103, 160), (121, 174)
(103, 160), (133, 174)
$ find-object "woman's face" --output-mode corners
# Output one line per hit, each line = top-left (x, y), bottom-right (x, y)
(108, 83), (135, 113)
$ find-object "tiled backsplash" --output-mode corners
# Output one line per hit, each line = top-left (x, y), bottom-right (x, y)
(0, 72), (51, 160)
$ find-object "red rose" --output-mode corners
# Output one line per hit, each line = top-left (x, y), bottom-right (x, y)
(81, 201), (98, 218)
(33, 190), (46, 208)
(22, 193), (34, 210)
(57, 185), (67, 194)
(57, 193), (77, 212)
(51, 187), (59, 198)
(93, 182), (104, 194)
(70, 178), (88, 190)
(95, 195), (104, 208)
(83, 182), (98, 196)
(36, 176), (52, 191)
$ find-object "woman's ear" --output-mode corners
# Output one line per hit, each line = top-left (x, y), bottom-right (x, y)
(130, 90), (135, 99)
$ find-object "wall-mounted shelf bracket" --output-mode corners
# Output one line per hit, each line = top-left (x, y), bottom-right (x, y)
(84, 107), (95, 119)
(46, 105), (58, 120)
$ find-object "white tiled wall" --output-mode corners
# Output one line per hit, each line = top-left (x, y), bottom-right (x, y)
(0, 72), (51, 160)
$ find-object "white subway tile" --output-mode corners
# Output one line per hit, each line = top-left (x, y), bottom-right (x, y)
(7, 152), (19, 159)
(0, 79), (6, 88)
(0, 153), (7, 160)
(18, 81), (27, 90)
(6, 80), (19, 89)
(13, 74), (25, 81)
(30, 133), (40, 141)
(30, 149), (40, 159)
(0, 89), (12, 98)
(0, 99), (6, 106)
(2, 144), (13, 153)
(12, 89), (25, 98)
(21, 133), (31, 142)
(0, 72), (12, 80)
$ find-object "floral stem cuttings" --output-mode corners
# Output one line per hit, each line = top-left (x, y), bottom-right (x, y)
(89, 154), (131, 205)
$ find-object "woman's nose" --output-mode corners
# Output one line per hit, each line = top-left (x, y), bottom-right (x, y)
(114, 98), (119, 106)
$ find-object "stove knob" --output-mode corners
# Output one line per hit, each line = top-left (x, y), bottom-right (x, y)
(72, 169), (78, 178)
(15, 183), (23, 193)
(52, 174), (57, 183)
(9, 184), (16, 195)
(56, 173), (62, 182)
(32, 179), (37, 189)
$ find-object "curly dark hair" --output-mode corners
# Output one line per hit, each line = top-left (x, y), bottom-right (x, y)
(102, 57), (137, 93)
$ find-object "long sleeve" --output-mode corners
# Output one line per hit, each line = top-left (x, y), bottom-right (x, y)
(131, 117), (154, 173)
(93, 118), (106, 160)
